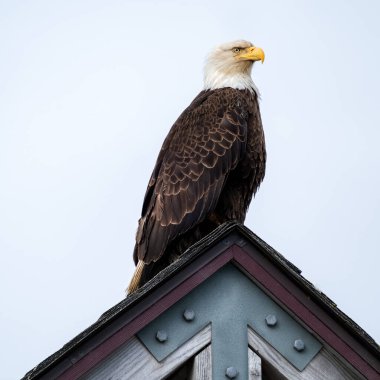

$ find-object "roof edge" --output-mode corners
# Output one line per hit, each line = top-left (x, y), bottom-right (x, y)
(21, 221), (380, 379)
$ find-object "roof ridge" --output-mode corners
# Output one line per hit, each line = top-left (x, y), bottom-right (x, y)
(21, 222), (380, 380)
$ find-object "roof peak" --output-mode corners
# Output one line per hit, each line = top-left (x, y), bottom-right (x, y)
(22, 222), (380, 380)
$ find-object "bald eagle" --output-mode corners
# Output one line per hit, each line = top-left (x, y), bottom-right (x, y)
(128, 40), (266, 292)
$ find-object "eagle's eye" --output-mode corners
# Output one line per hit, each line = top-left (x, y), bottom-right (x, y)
(232, 47), (241, 53)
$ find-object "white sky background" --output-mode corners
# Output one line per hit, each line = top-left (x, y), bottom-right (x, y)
(0, 1), (379, 378)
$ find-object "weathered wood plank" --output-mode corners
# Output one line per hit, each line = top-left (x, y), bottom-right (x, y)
(80, 325), (211, 380)
(248, 327), (364, 380)
(189, 345), (212, 380)
(248, 348), (262, 379)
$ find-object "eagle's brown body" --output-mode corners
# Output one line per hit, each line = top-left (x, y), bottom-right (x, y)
(129, 86), (266, 291)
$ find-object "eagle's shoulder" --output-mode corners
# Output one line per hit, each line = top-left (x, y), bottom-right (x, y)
(175, 88), (255, 128)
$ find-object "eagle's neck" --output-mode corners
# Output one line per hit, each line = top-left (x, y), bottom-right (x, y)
(203, 67), (260, 96)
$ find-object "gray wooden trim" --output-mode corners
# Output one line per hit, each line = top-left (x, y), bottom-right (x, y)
(248, 327), (364, 380)
(189, 345), (212, 380)
(248, 348), (262, 379)
(80, 325), (211, 380)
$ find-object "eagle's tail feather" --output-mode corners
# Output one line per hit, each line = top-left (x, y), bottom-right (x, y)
(126, 260), (145, 294)
(127, 222), (221, 294)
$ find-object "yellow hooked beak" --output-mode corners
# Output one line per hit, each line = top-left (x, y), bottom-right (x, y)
(238, 46), (265, 63)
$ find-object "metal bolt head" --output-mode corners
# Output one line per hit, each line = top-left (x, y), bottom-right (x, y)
(155, 330), (168, 343)
(294, 339), (305, 352)
(183, 309), (195, 322)
(225, 366), (238, 378)
(265, 314), (277, 327)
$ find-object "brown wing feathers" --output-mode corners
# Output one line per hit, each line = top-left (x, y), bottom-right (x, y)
(128, 88), (258, 292)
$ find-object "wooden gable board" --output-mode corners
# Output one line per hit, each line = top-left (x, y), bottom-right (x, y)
(21, 222), (380, 380)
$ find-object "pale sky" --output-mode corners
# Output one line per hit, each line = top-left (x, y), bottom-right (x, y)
(0, 1), (379, 379)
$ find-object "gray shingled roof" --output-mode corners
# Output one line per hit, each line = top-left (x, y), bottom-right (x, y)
(22, 221), (380, 379)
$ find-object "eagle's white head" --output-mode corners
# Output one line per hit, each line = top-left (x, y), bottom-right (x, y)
(203, 40), (265, 95)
